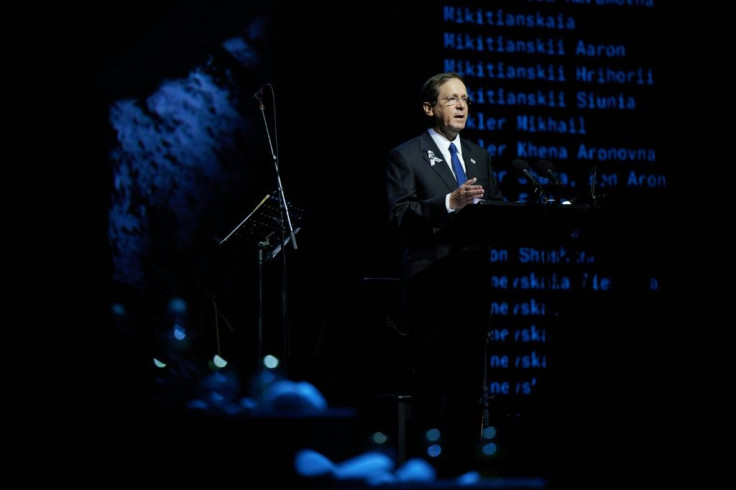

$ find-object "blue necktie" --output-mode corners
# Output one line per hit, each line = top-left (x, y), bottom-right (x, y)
(449, 142), (467, 185)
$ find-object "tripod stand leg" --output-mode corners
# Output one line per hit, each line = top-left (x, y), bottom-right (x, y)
(481, 323), (491, 432)
(257, 243), (266, 373)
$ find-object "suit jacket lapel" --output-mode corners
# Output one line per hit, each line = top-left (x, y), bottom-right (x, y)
(460, 141), (479, 181)
(420, 133), (458, 191)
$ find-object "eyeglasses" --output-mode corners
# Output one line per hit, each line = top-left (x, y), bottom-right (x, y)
(436, 96), (472, 106)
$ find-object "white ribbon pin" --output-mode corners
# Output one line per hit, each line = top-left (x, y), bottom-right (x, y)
(427, 150), (443, 166)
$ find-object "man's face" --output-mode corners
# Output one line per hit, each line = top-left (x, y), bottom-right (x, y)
(426, 78), (469, 138)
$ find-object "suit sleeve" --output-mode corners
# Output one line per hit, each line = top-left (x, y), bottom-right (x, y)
(386, 146), (450, 232)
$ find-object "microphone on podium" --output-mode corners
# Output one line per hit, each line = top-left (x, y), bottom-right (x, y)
(512, 159), (552, 204)
(535, 159), (562, 186)
(512, 159), (542, 187)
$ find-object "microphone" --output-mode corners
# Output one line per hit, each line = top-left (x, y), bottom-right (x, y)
(252, 84), (268, 110)
(511, 159), (542, 187)
(535, 159), (562, 186)
(252, 86), (264, 100)
(512, 159), (552, 204)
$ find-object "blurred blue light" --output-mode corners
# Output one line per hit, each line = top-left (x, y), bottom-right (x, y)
(333, 451), (394, 480)
(426, 444), (442, 458)
(167, 297), (188, 315)
(482, 442), (498, 456)
(394, 458), (436, 482)
(263, 355), (279, 369)
(371, 432), (388, 444)
(482, 426), (497, 439)
(259, 370), (276, 384)
(213, 354), (227, 368)
(425, 428), (441, 442)
(456, 470), (481, 485)
(173, 323), (186, 340)
(111, 302), (126, 316)
(294, 449), (335, 477)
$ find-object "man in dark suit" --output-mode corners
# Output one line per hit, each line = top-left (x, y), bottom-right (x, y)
(386, 72), (504, 475)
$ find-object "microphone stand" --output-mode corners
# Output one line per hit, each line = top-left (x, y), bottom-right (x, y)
(589, 166), (606, 206)
(532, 183), (555, 206)
(255, 85), (298, 372)
(257, 238), (267, 373)
(256, 87), (298, 251)
(481, 324), (492, 432)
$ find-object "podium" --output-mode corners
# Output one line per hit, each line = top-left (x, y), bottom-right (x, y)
(435, 199), (599, 246)
(412, 198), (667, 479)
(420, 200), (617, 473)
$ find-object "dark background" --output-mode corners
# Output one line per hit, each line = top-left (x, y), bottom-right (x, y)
(79, 1), (696, 486)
